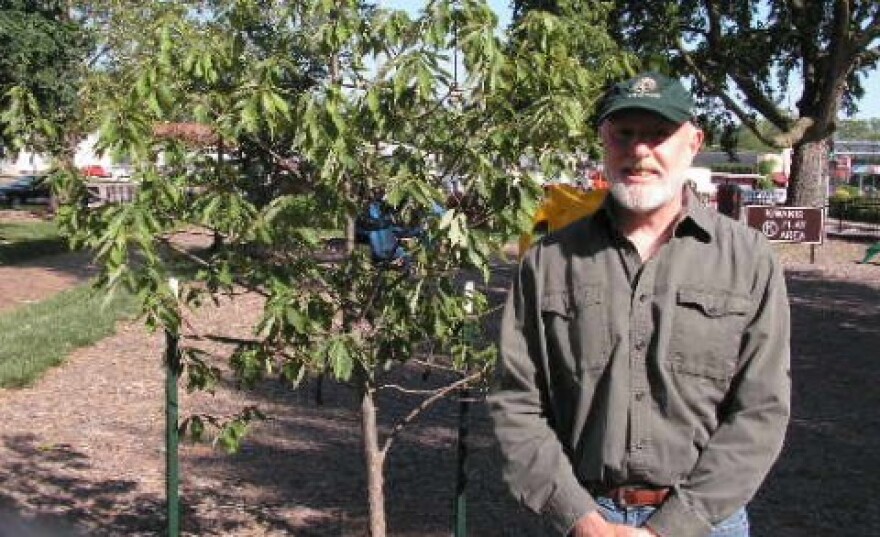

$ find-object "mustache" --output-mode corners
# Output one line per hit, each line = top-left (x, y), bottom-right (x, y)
(624, 164), (660, 174)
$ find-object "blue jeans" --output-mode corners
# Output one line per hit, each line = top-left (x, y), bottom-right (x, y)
(596, 497), (750, 537)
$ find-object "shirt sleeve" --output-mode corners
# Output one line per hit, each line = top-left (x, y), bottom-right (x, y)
(647, 241), (792, 537)
(487, 251), (598, 535)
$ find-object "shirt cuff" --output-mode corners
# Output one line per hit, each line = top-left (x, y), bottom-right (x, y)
(646, 492), (713, 537)
(541, 478), (598, 535)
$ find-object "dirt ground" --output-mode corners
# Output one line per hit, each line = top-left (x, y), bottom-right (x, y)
(0, 220), (878, 536)
(0, 210), (96, 313)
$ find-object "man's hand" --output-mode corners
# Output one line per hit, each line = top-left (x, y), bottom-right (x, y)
(570, 512), (661, 537)
(570, 512), (651, 537)
(570, 511), (614, 537)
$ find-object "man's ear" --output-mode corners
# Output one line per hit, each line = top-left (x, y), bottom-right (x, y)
(689, 126), (705, 153)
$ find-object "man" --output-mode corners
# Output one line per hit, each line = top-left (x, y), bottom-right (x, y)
(489, 72), (790, 537)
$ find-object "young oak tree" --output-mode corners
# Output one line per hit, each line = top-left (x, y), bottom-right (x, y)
(6, 0), (629, 533)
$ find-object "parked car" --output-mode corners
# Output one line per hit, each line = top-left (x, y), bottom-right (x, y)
(0, 175), (51, 207)
(81, 164), (111, 178)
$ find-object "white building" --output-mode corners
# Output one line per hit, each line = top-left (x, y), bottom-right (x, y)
(1, 132), (117, 176)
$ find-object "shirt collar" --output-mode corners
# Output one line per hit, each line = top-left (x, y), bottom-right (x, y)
(676, 187), (713, 242)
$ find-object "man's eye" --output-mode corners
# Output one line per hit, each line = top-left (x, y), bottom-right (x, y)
(651, 129), (673, 141)
(614, 129), (636, 143)
(609, 126), (673, 145)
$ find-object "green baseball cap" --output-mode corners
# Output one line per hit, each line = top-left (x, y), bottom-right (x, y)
(596, 71), (695, 125)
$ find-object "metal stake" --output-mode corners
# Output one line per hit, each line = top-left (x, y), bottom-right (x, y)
(165, 327), (181, 537)
(454, 281), (475, 536)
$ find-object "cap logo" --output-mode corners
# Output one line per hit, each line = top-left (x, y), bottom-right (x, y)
(631, 76), (659, 96)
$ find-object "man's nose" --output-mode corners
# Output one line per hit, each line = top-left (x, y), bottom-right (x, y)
(629, 139), (653, 157)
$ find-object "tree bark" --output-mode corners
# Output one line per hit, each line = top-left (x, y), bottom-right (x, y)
(361, 385), (386, 536)
(786, 138), (828, 207)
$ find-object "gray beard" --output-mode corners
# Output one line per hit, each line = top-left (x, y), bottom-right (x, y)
(609, 178), (682, 213)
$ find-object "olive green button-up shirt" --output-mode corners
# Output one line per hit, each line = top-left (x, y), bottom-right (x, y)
(489, 193), (790, 537)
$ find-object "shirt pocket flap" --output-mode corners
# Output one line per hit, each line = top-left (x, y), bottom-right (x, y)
(542, 285), (602, 318)
(676, 288), (750, 317)
(541, 291), (572, 318)
(574, 285), (603, 307)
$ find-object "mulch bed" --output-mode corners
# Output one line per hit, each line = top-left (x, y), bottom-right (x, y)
(0, 237), (877, 536)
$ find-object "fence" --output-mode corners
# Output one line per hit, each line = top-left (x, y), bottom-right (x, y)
(85, 181), (137, 207)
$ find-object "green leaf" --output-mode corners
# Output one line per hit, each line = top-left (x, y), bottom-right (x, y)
(327, 338), (353, 381)
(295, 227), (320, 246)
(282, 361), (307, 388)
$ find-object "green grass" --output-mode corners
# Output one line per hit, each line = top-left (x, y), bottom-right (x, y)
(0, 283), (140, 388)
(0, 219), (70, 265)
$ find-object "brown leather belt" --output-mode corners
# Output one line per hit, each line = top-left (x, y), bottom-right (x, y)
(604, 486), (670, 507)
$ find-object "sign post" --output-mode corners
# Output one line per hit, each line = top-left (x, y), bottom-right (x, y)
(745, 205), (825, 249)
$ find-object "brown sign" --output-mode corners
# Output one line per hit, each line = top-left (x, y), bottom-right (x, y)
(745, 206), (824, 244)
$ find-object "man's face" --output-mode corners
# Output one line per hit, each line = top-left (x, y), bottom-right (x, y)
(600, 110), (704, 213)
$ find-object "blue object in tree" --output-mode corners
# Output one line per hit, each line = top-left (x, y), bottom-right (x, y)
(356, 198), (444, 268)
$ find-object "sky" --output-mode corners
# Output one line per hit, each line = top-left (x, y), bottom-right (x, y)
(379, 0), (880, 120)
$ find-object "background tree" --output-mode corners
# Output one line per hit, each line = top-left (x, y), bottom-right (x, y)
(603, 0), (880, 207)
(836, 118), (880, 141)
(0, 0), (91, 157)
(508, 0), (635, 152)
(511, 0), (561, 20)
(735, 120), (784, 153)
(6, 0), (629, 534)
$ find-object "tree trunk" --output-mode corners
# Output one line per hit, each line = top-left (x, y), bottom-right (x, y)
(361, 385), (386, 536)
(786, 138), (828, 207)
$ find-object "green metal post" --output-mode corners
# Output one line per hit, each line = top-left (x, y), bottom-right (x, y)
(454, 385), (470, 537)
(454, 281), (475, 537)
(165, 328), (181, 537)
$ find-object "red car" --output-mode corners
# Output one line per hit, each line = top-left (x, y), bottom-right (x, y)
(81, 165), (111, 178)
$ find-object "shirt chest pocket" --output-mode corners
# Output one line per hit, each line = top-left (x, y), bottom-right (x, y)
(541, 285), (610, 376)
(669, 287), (751, 381)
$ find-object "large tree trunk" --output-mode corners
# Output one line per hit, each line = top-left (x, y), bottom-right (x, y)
(786, 138), (829, 207)
(361, 385), (386, 536)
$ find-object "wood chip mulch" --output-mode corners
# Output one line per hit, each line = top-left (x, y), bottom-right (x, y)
(0, 238), (878, 536)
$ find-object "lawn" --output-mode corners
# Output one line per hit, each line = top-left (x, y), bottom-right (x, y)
(0, 218), (70, 265)
(0, 283), (139, 388)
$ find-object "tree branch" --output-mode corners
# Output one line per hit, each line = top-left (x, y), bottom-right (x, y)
(156, 234), (272, 298)
(411, 358), (458, 373)
(855, 46), (880, 65)
(851, 22), (880, 57)
(769, 116), (816, 148)
(853, 7), (880, 48)
(728, 72), (791, 129)
(674, 39), (786, 148)
(380, 367), (488, 456)
(813, 0), (854, 132)
(704, 0), (722, 45)
(378, 384), (444, 395)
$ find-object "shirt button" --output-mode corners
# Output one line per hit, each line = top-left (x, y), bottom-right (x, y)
(634, 340), (646, 351)
(639, 294), (649, 303)
(634, 392), (645, 401)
